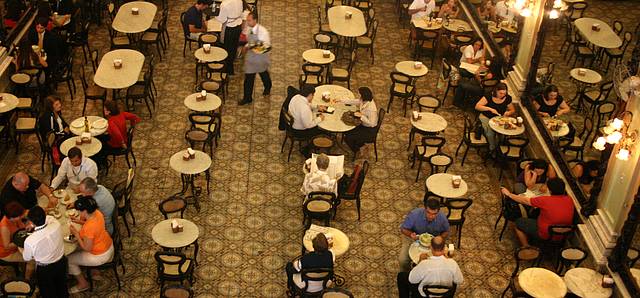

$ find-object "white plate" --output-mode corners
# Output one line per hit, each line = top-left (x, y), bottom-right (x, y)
(71, 119), (84, 128)
(92, 119), (107, 129)
(53, 189), (67, 199)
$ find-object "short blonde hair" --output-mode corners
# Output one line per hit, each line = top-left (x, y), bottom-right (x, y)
(316, 154), (330, 170)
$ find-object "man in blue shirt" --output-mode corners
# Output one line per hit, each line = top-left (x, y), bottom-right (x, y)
(399, 198), (450, 272)
(183, 0), (209, 40)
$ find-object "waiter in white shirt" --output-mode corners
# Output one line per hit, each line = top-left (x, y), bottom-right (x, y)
(50, 147), (98, 192)
(495, 0), (516, 22)
(23, 206), (69, 297)
(239, 11), (272, 105)
(408, 0), (436, 22)
(216, 0), (244, 75)
(288, 86), (326, 157)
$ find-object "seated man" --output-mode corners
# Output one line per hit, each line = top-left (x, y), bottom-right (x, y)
(28, 17), (68, 79)
(398, 198), (450, 272)
(288, 85), (326, 156)
(301, 154), (338, 196)
(495, 0), (517, 22)
(50, 147), (98, 192)
(0, 172), (56, 216)
(75, 178), (115, 235)
(397, 236), (463, 298)
(408, 0), (436, 22)
(183, 0), (209, 40)
(501, 178), (575, 247)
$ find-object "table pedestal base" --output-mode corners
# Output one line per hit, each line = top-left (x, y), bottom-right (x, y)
(178, 171), (210, 212)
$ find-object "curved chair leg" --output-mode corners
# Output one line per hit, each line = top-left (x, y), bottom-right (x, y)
(498, 220), (508, 241)
(128, 206), (136, 225)
(356, 198), (361, 220)
(113, 265), (121, 289)
(122, 215), (131, 237)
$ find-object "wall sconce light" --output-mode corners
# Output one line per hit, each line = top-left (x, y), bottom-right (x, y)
(592, 111), (638, 160)
(549, 9), (559, 19)
(553, 0), (563, 9)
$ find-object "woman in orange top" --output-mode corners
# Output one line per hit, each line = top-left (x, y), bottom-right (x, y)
(67, 196), (114, 293)
(0, 201), (34, 278)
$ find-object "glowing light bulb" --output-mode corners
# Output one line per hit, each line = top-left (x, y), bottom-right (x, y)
(611, 118), (624, 130)
(520, 7), (532, 17)
(553, 0), (563, 8)
(606, 131), (623, 144)
(616, 148), (630, 160)
(515, 0), (526, 10)
(549, 9), (559, 19)
(593, 137), (607, 151)
(603, 125), (615, 135)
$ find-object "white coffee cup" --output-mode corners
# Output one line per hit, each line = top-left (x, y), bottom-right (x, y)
(113, 59), (122, 67)
(414, 61), (423, 69)
(131, 7), (139, 14)
(203, 43), (211, 51)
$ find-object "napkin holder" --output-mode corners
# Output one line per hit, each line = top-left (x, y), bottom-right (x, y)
(591, 24), (600, 32)
(113, 59), (122, 69)
(321, 92), (331, 102)
(577, 68), (586, 76)
(601, 275), (614, 288)
(451, 175), (462, 188)
(345, 12), (352, 19)
(447, 243), (455, 257)
(413, 62), (423, 69)
(75, 137), (83, 145)
(322, 50), (331, 58)
(412, 111), (422, 121)
(171, 220), (183, 233)
(203, 44), (211, 53)
(81, 132), (92, 143)
(187, 148), (196, 159)
(325, 232), (334, 248)
(131, 7), (139, 15)
(516, 116), (523, 127)
(196, 91), (207, 101)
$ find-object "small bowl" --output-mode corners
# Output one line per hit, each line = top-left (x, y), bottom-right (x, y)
(53, 189), (67, 199)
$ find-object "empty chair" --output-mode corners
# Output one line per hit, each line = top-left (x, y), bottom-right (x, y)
(411, 136), (446, 182)
(79, 65), (107, 116)
(602, 32), (633, 73)
(445, 198), (472, 248)
(413, 29), (439, 68)
(303, 191), (337, 228)
(496, 136), (529, 180)
(557, 247), (587, 274)
(321, 287), (354, 297)
(416, 94), (441, 113)
(355, 19), (378, 64)
(335, 160), (369, 220)
(0, 278), (34, 297)
(387, 71), (416, 116)
(186, 112), (222, 156)
(455, 114), (488, 166)
(159, 194), (188, 219)
(560, 116), (593, 160)
(154, 251), (195, 290)
(501, 246), (541, 297)
(299, 63), (325, 89)
(582, 81), (614, 117)
(329, 50), (356, 89)
(161, 285), (194, 298)
(440, 58), (458, 103)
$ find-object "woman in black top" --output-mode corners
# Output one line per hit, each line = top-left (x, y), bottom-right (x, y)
(533, 85), (570, 117)
(286, 233), (334, 294)
(38, 95), (70, 141)
(572, 160), (600, 194)
(475, 82), (515, 151)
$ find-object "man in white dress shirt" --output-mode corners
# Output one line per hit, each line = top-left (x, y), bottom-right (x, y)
(23, 206), (69, 297)
(50, 147), (98, 192)
(408, 0), (436, 22)
(288, 86), (326, 157)
(240, 11), (272, 105)
(495, 0), (516, 22)
(301, 154), (338, 196)
(397, 236), (463, 297)
(216, 0), (244, 75)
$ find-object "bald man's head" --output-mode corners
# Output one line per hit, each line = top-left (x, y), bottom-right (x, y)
(431, 236), (445, 252)
(12, 172), (29, 192)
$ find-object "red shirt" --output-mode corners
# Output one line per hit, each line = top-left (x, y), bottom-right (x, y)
(531, 195), (574, 239)
(106, 112), (140, 149)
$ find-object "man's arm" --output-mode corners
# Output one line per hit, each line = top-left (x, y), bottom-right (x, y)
(50, 159), (68, 189)
(400, 227), (418, 240)
(38, 183), (57, 207)
(501, 187), (532, 206)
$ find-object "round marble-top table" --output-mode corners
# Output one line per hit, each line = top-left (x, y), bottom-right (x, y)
(112, 1), (157, 34)
(519, 267), (567, 298)
(60, 137), (102, 157)
(312, 85), (358, 133)
(94, 49), (145, 90)
(564, 268), (612, 298)
(426, 173), (468, 198)
(170, 150), (212, 175)
(0, 93), (19, 114)
(302, 49), (336, 65)
(411, 112), (447, 133)
(303, 225), (350, 257)
(631, 268), (640, 285)
(443, 19), (472, 32)
(327, 6), (367, 37)
(412, 18), (443, 30)
(151, 218), (200, 248)
(69, 116), (108, 136)
(194, 46), (228, 63)
(395, 61), (429, 77)
(184, 92), (222, 112)
(37, 190), (80, 256)
(574, 17), (622, 49)
(570, 68), (602, 85)
(498, 20), (518, 34)
(489, 116), (525, 136)
(543, 118), (570, 138)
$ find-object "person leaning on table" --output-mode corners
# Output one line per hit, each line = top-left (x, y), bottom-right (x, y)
(183, 0), (210, 40)
(0, 172), (57, 218)
(288, 85), (327, 157)
(22, 206), (69, 298)
(337, 87), (379, 157)
(0, 202), (35, 279)
(50, 147), (98, 192)
(398, 198), (450, 272)
(73, 177), (116, 235)
(474, 82), (515, 152)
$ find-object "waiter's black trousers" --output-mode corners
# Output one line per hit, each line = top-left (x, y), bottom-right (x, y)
(223, 25), (242, 74)
(243, 71), (272, 101)
(36, 256), (69, 298)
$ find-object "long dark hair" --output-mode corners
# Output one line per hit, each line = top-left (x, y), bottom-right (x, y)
(16, 39), (38, 70)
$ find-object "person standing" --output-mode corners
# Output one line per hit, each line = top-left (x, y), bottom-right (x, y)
(22, 206), (69, 298)
(216, 0), (243, 75)
(239, 11), (272, 105)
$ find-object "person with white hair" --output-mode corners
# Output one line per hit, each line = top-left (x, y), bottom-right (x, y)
(301, 153), (338, 196)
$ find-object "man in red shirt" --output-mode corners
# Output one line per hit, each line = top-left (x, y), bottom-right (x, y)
(501, 178), (574, 247)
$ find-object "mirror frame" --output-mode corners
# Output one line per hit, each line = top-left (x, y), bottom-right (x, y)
(3, 3), (37, 53)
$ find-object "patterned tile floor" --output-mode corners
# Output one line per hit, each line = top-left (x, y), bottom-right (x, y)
(0, 0), (636, 297)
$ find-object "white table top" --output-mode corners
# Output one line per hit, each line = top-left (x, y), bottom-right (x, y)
(194, 47), (228, 63)
(37, 189), (80, 256)
(0, 93), (19, 113)
(112, 1), (157, 34)
(184, 93), (222, 112)
(206, 18), (222, 32)
(408, 241), (452, 264)
(303, 225), (350, 257)
(411, 112), (447, 133)
(328, 6), (367, 37)
(570, 68), (602, 85)
(564, 268), (612, 298)
(412, 18), (443, 30)
(94, 49), (145, 89)
(151, 218), (200, 248)
(426, 173), (468, 198)
(60, 137), (102, 157)
(443, 19), (472, 32)
(574, 18), (622, 49)
(169, 150), (212, 175)
(69, 116), (108, 136)
(519, 268), (567, 298)
(498, 20), (518, 34)
(395, 61), (428, 77)
(302, 49), (335, 65)
(489, 116), (525, 136)
(312, 85), (358, 133)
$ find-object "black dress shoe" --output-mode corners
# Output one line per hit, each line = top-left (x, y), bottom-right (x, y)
(263, 90), (271, 96)
(238, 99), (252, 105)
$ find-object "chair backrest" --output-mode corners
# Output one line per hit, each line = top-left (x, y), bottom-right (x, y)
(304, 192), (337, 218)
(374, 108), (385, 135)
(126, 125), (135, 151)
(627, 247), (640, 267)
(352, 160), (369, 198)
(79, 65), (89, 91)
(620, 31), (633, 53)
(283, 108), (294, 128)
(321, 287), (354, 297)
(596, 102), (615, 128)
(1, 278), (33, 297)
(369, 19), (378, 40)
(159, 194), (187, 219)
(441, 58), (451, 78)
(317, 6), (324, 30)
(161, 285), (194, 298)
(577, 117), (593, 144)
(188, 112), (218, 131)
(155, 251), (190, 277)
(347, 50), (357, 73)
(429, 153), (452, 174)
(422, 283), (457, 297)
(512, 246), (541, 276)
(390, 71), (413, 94)
(548, 224), (575, 243)
(180, 12), (189, 37)
(300, 267), (333, 293)
(597, 81), (614, 101)
(569, 2), (587, 19)
(420, 136), (446, 154)
(125, 167), (135, 205)
(612, 20), (623, 35)
(198, 32), (218, 47)
(301, 63), (324, 85)
(445, 198), (472, 222)
(90, 50), (99, 73)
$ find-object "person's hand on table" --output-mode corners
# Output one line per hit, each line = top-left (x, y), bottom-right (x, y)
(539, 112), (550, 118)
(489, 108), (500, 116)
(410, 232), (418, 241)
(317, 105), (327, 112)
(69, 224), (80, 237)
(419, 253), (430, 261)
(354, 111), (362, 118)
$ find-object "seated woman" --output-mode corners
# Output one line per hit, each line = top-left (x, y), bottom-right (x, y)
(286, 233), (335, 294)
(533, 85), (570, 118)
(14, 39), (48, 84)
(474, 83), (515, 151)
(459, 39), (486, 77)
(438, 0), (460, 18)
(515, 159), (557, 194)
(96, 100), (140, 166)
(0, 201), (34, 279)
(339, 87), (378, 157)
(477, 0), (496, 21)
(67, 196), (114, 293)
(39, 95), (70, 139)
(572, 160), (600, 195)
